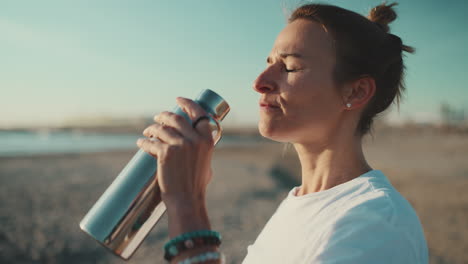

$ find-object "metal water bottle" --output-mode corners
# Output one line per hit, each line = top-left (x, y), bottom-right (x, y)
(79, 89), (230, 260)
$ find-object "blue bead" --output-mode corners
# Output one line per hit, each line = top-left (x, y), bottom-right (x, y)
(169, 246), (178, 256)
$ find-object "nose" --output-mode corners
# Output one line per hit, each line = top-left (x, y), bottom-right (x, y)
(252, 66), (276, 94)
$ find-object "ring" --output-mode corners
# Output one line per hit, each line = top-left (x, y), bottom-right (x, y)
(192, 115), (211, 128)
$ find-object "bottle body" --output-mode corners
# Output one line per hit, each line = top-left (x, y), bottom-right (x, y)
(79, 90), (229, 259)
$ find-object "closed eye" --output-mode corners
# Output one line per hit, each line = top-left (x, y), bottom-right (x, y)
(266, 56), (302, 72)
(283, 62), (302, 73)
(284, 64), (302, 73)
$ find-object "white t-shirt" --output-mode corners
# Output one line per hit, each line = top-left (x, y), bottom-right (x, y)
(242, 170), (428, 264)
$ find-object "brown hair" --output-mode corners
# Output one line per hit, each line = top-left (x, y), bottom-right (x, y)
(289, 2), (415, 135)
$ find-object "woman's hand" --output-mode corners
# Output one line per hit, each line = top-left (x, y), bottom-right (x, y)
(136, 97), (215, 210)
(137, 97), (215, 237)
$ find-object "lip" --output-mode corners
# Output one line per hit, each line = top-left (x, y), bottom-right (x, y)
(259, 99), (280, 107)
(259, 104), (280, 108)
(259, 102), (281, 112)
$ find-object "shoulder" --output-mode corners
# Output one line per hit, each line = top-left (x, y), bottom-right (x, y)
(349, 170), (421, 226)
(326, 170), (418, 223)
(310, 170), (428, 263)
(328, 170), (426, 241)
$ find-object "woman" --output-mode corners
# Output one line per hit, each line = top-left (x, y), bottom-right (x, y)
(137, 2), (428, 263)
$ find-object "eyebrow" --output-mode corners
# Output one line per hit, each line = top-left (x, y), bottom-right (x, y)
(279, 52), (303, 59)
(267, 52), (304, 63)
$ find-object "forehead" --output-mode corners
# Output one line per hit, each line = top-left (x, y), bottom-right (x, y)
(271, 19), (335, 59)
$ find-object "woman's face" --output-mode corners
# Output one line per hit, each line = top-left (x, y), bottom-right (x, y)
(253, 19), (346, 144)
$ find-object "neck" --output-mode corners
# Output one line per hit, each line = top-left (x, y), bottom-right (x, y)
(293, 131), (372, 196)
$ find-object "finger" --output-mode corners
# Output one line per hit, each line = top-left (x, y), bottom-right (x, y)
(143, 123), (184, 145)
(192, 116), (214, 141)
(153, 111), (198, 140)
(175, 97), (214, 139)
(175, 97), (208, 121)
(136, 138), (163, 157)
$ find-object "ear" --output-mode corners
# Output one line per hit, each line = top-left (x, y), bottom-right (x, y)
(342, 75), (376, 110)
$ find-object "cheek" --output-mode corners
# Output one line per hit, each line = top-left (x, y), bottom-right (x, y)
(284, 77), (342, 125)
(288, 74), (337, 105)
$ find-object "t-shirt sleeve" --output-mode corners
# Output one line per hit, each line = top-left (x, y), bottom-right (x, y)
(307, 201), (421, 264)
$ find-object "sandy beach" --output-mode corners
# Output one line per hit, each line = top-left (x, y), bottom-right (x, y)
(1, 129), (467, 264)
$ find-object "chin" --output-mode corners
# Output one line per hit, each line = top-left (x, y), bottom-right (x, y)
(258, 122), (290, 143)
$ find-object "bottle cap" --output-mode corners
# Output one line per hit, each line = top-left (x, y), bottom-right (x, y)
(195, 89), (230, 122)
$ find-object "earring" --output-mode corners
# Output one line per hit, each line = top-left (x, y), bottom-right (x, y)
(346, 103), (352, 108)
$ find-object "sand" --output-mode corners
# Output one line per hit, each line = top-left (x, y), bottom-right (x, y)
(0, 130), (467, 264)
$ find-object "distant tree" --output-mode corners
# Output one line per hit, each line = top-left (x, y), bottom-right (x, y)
(440, 102), (465, 125)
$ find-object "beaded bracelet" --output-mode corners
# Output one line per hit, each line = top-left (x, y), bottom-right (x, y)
(164, 230), (222, 261)
(176, 251), (225, 264)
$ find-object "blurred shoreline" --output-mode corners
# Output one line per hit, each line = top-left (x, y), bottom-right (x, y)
(0, 125), (268, 158)
(1, 115), (468, 135)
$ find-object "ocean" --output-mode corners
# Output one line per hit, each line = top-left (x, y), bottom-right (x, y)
(0, 130), (264, 157)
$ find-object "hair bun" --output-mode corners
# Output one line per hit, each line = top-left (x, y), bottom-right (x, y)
(368, 2), (398, 33)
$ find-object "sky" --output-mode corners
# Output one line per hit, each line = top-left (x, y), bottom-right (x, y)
(1, 0), (467, 127)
